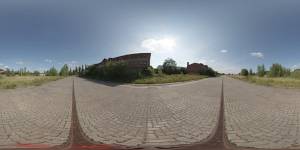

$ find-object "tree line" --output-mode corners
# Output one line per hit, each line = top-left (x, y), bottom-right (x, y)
(4, 64), (88, 77)
(240, 63), (300, 78)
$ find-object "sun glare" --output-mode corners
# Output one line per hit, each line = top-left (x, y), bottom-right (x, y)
(141, 37), (177, 52)
(159, 38), (176, 49)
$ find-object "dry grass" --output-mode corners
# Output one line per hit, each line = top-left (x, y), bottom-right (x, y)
(133, 74), (208, 84)
(0, 76), (63, 89)
(232, 75), (300, 88)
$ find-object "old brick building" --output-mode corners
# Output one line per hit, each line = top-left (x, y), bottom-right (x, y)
(186, 62), (208, 74)
(97, 53), (151, 70)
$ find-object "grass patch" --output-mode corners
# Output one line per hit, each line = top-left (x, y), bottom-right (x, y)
(232, 75), (300, 88)
(132, 74), (208, 84)
(0, 76), (63, 89)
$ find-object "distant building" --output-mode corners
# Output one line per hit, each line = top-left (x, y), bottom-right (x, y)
(97, 53), (151, 70)
(186, 62), (208, 74)
(0, 68), (6, 74)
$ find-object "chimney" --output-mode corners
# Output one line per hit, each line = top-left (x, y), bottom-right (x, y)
(187, 62), (189, 67)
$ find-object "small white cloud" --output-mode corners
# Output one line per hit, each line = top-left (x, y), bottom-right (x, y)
(250, 52), (264, 59)
(141, 37), (176, 52)
(4, 66), (9, 69)
(292, 64), (300, 71)
(16, 61), (24, 65)
(0, 63), (3, 66)
(44, 59), (53, 63)
(220, 49), (228, 53)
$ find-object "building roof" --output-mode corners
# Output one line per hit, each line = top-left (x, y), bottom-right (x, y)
(97, 52), (151, 65)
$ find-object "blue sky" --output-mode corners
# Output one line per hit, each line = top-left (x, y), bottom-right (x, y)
(0, 0), (300, 73)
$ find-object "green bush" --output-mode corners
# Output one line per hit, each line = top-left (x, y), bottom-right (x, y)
(85, 61), (141, 82)
(240, 69), (249, 76)
(102, 61), (129, 80)
(199, 67), (216, 77)
(141, 67), (154, 77)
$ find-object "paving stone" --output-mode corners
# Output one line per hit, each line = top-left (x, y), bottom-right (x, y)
(0, 78), (72, 148)
(224, 77), (300, 149)
(74, 77), (221, 146)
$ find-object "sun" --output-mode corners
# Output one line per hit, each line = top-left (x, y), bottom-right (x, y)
(159, 38), (176, 49)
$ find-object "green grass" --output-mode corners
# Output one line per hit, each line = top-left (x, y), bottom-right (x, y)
(132, 74), (208, 84)
(232, 75), (300, 88)
(0, 76), (63, 89)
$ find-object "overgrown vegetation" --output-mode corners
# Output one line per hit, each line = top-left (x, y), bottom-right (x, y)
(84, 58), (216, 84)
(233, 75), (300, 88)
(133, 74), (207, 84)
(237, 63), (300, 88)
(0, 76), (63, 89)
(0, 64), (87, 89)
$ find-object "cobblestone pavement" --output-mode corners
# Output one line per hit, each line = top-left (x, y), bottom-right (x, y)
(0, 78), (72, 149)
(224, 77), (300, 149)
(74, 77), (222, 147)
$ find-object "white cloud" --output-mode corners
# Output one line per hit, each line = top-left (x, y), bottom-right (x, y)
(0, 63), (3, 66)
(250, 52), (264, 59)
(141, 38), (176, 52)
(16, 61), (24, 65)
(292, 64), (300, 70)
(220, 49), (228, 53)
(4, 66), (9, 69)
(44, 59), (53, 63)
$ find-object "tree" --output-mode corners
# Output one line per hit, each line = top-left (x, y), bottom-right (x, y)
(69, 68), (73, 75)
(257, 64), (265, 77)
(240, 68), (249, 76)
(249, 69), (253, 75)
(59, 64), (69, 76)
(46, 67), (58, 76)
(267, 63), (291, 77)
(78, 66), (82, 74)
(75, 66), (78, 74)
(162, 58), (177, 75)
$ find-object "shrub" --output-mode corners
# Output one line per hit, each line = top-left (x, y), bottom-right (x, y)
(240, 69), (249, 76)
(141, 67), (154, 77)
(199, 67), (217, 77)
(179, 67), (187, 74)
(85, 61), (141, 82)
(102, 61), (129, 80)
